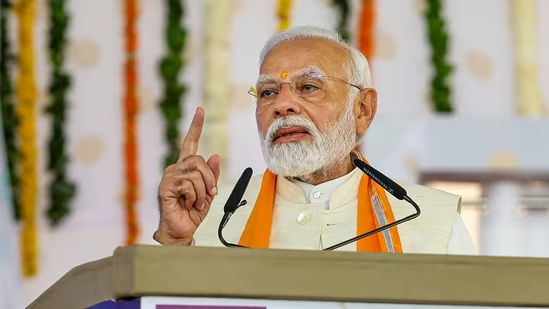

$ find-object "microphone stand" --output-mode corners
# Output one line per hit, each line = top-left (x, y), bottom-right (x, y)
(218, 158), (422, 251)
(323, 158), (421, 251)
(218, 200), (248, 248)
(322, 195), (420, 251)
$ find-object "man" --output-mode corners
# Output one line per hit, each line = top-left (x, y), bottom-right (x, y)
(154, 26), (477, 255)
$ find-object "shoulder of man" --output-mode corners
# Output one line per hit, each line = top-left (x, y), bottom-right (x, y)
(194, 174), (466, 251)
(390, 180), (466, 254)
(396, 180), (463, 213)
(201, 175), (464, 231)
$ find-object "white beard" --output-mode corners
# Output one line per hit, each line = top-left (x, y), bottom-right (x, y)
(260, 99), (357, 179)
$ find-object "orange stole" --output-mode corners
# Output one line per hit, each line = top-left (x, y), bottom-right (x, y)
(238, 159), (403, 252)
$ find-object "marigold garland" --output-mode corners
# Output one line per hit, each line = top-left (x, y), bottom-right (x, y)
(45, 0), (76, 226)
(277, 0), (293, 32)
(203, 0), (230, 181)
(331, 0), (351, 42)
(358, 0), (375, 60)
(14, 0), (39, 277)
(123, 0), (140, 245)
(424, 0), (453, 113)
(1, 0), (21, 222)
(510, 0), (543, 117)
(158, 0), (187, 168)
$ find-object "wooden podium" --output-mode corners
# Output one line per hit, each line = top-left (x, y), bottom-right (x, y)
(27, 245), (549, 309)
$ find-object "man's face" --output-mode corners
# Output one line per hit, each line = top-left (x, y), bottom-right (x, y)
(255, 38), (368, 178)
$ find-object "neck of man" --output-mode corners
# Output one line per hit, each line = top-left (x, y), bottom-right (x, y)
(294, 154), (355, 185)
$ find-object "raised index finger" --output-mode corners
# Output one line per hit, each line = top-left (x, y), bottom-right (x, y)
(178, 107), (205, 162)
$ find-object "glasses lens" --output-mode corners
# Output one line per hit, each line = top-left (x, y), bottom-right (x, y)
(250, 73), (335, 105)
(292, 74), (327, 103)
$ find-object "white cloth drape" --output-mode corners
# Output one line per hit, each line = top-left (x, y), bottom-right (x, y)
(0, 108), (23, 309)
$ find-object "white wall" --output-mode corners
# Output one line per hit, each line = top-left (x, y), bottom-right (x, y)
(2, 0), (548, 306)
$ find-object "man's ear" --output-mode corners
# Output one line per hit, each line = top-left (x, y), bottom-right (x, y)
(356, 88), (377, 137)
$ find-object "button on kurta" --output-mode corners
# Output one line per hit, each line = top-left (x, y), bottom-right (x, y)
(313, 191), (321, 199)
(297, 212), (311, 224)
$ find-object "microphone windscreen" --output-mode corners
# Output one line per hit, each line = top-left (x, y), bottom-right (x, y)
(224, 167), (253, 213)
(353, 159), (407, 200)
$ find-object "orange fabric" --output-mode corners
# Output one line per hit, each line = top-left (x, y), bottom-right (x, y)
(237, 170), (276, 249)
(358, 0), (375, 59)
(238, 156), (402, 253)
(356, 176), (381, 252)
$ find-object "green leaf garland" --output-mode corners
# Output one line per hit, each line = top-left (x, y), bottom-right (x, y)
(159, 0), (187, 168)
(0, 0), (21, 221)
(424, 0), (454, 113)
(331, 0), (351, 42)
(44, 0), (76, 225)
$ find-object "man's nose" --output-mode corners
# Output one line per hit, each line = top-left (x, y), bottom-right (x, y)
(273, 84), (301, 117)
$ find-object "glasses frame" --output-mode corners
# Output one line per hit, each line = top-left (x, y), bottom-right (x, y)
(247, 74), (364, 102)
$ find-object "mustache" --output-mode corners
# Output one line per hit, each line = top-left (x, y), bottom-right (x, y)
(265, 116), (318, 142)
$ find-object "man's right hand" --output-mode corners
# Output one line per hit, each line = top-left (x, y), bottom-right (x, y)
(154, 107), (220, 245)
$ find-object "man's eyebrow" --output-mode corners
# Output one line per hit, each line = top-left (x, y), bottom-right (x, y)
(256, 74), (276, 84)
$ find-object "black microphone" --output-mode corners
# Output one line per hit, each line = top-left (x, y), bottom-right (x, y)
(218, 167), (253, 248)
(322, 159), (421, 251)
(353, 159), (407, 200)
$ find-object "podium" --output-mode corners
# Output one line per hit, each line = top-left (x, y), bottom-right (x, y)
(27, 245), (549, 309)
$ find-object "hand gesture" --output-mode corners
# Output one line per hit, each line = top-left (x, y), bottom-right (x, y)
(154, 107), (220, 245)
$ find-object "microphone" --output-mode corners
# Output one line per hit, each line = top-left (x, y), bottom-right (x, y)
(322, 159), (421, 251)
(353, 159), (407, 200)
(217, 160), (421, 252)
(218, 167), (253, 248)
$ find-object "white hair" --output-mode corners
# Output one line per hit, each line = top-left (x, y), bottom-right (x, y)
(259, 25), (372, 89)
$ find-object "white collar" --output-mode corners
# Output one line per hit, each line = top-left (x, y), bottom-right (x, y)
(289, 167), (361, 204)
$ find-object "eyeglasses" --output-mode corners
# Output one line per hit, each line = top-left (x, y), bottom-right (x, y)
(248, 72), (363, 106)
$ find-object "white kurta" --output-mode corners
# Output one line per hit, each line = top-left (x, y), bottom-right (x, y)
(194, 168), (478, 255)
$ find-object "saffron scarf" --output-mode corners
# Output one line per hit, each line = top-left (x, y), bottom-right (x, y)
(238, 154), (403, 252)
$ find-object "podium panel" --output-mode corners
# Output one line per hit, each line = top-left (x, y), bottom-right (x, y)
(89, 296), (543, 309)
(27, 245), (549, 309)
